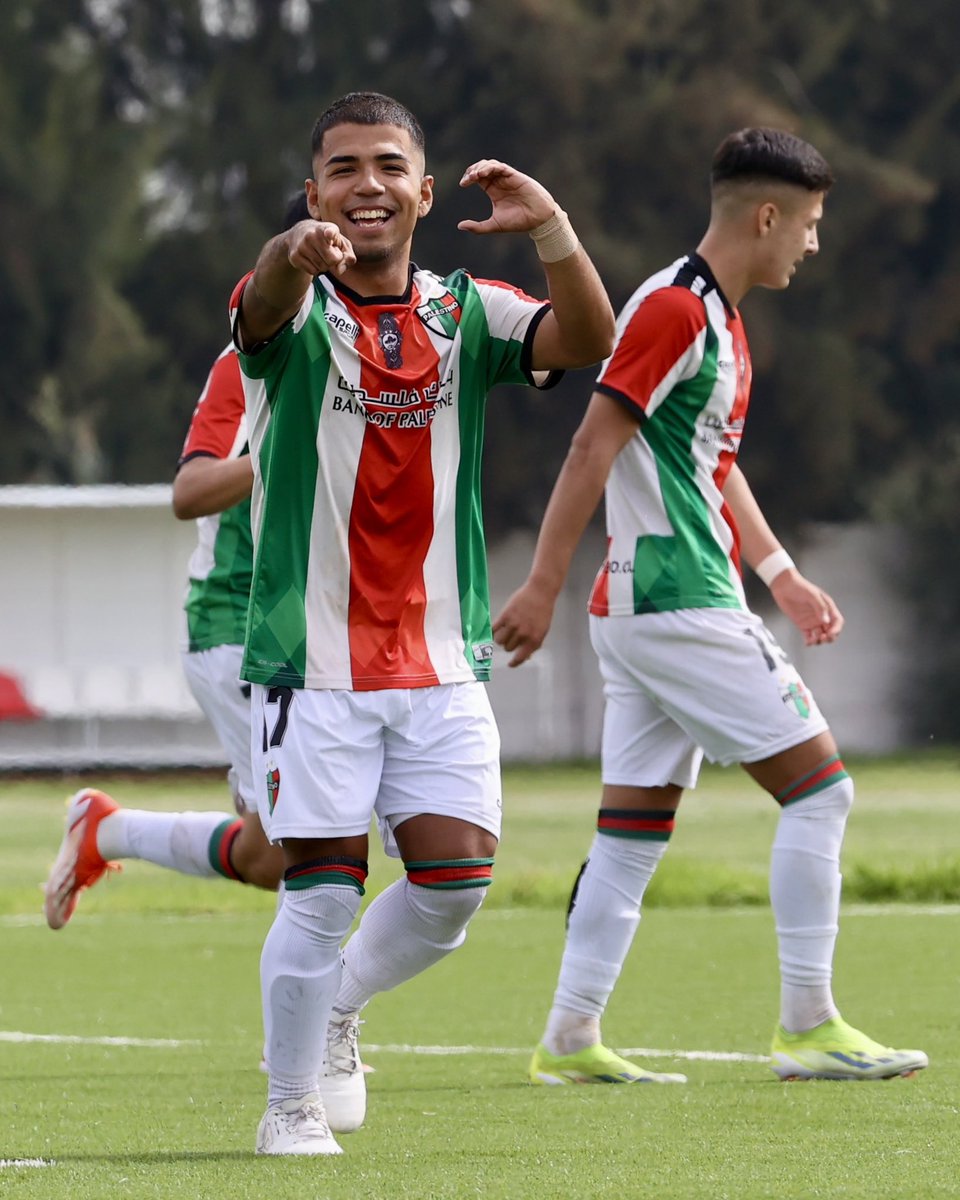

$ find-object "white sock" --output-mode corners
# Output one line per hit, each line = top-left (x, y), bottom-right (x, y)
(261, 884), (362, 1105)
(545, 832), (669, 1055)
(333, 878), (486, 1014)
(96, 810), (232, 876)
(770, 773), (854, 1033)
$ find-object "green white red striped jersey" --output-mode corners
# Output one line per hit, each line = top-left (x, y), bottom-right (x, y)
(589, 253), (752, 618)
(231, 265), (552, 691)
(178, 346), (253, 652)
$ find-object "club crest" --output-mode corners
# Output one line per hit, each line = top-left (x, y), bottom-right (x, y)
(416, 291), (463, 340)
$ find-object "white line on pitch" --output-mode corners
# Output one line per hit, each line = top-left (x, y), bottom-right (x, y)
(0, 1159), (57, 1169)
(363, 1043), (768, 1063)
(0, 1031), (200, 1047)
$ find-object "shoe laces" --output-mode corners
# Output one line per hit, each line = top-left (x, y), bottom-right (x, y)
(327, 1015), (362, 1074)
(293, 1096), (331, 1133)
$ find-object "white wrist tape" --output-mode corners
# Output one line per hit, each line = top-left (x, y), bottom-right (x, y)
(529, 210), (579, 262)
(755, 548), (796, 587)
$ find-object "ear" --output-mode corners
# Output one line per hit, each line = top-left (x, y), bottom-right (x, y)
(757, 201), (779, 237)
(305, 178), (322, 221)
(418, 174), (435, 218)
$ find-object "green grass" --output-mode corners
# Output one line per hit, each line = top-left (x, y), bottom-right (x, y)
(1, 757), (959, 1197)
(5, 753), (960, 915)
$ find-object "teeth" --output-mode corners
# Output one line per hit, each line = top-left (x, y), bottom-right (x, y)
(352, 210), (389, 220)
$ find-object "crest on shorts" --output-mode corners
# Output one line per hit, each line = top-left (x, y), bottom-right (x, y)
(781, 680), (812, 719)
(416, 290), (462, 339)
(266, 764), (281, 815)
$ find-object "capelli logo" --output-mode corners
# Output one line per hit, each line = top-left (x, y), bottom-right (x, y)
(324, 311), (361, 342)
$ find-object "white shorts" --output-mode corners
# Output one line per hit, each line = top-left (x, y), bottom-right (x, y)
(589, 608), (829, 787)
(250, 681), (502, 848)
(181, 644), (255, 812)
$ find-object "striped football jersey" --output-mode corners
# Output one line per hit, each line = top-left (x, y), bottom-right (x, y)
(589, 253), (752, 617)
(232, 266), (552, 691)
(179, 346), (253, 652)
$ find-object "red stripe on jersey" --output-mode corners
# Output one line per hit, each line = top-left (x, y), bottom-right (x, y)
(588, 536), (613, 616)
(229, 270), (253, 315)
(180, 349), (245, 461)
(599, 287), (708, 418)
(341, 285), (442, 689)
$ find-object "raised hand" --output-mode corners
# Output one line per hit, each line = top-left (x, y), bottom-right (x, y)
(458, 160), (557, 235)
(286, 219), (357, 277)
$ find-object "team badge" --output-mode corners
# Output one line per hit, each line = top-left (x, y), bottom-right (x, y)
(266, 764), (281, 815)
(378, 313), (403, 367)
(781, 680), (812, 719)
(416, 290), (463, 339)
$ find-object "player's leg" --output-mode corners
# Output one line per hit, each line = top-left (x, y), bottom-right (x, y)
(743, 732), (928, 1080)
(335, 683), (501, 1006)
(43, 645), (281, 928)
(324, 683), (501, 1118)
(254, 685), (380, 1156)
(181, 642), (283, 888)
(43, 786), (250, 930)
(674, 608), (926, 1082)
(529, 643), (693, 1084)
(336, 811), (496, 1012)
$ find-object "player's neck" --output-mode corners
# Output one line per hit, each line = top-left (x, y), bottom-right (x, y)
(337, 256), (412, 300)
(694, 234), (749, 309)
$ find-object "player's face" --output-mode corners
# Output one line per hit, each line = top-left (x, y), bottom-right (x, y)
(307, 123), (433, 269)
(756, 188), (824, 290)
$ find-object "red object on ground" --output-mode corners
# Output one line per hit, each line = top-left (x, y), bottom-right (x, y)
(0, 671), (42, 720)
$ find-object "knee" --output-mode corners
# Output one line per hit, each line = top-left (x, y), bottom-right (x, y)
(405, 878), (489, 941)
(785, 772), (854, 822)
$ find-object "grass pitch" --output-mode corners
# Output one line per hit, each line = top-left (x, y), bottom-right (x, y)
(1, 756), (959, 1198)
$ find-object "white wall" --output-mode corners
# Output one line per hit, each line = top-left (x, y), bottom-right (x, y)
(0, 487), (914, 768)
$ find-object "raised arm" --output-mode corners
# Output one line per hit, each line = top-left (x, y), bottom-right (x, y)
(459, 160), (615, 370)
(493, 392), (638, 666)
(723, 462), (844, 645)
(237, 220), (357, 348)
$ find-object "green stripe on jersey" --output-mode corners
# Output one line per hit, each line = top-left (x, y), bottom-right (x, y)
(454, 284), (494, 678)
(243, 299), (329, 686)
(634, 321), (742, 611)
(184, 499), (254, 651)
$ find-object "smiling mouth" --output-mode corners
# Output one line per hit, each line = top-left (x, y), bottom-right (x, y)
(349, 209), (391, 228)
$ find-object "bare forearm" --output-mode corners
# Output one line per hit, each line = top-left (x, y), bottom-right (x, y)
(722, 463), (782, 568)
(538, 244), (616, 368)
(239, 232), (312, 346)
(527, 437), (610, 598)
(173, 456), (253, 519)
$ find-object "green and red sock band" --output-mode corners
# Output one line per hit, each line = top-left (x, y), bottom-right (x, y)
(597, 808), (676, 840)
(284, 856), (368, 894)
(404, 857), (495, 889)
(776, 755), (849, 807)
(208, 818), (244, 880)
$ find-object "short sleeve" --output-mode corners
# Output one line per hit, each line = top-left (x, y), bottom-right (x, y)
(596, 287), (707, 420)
